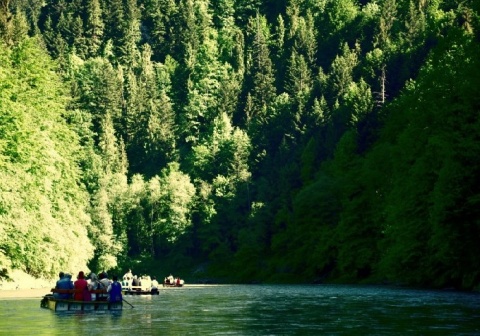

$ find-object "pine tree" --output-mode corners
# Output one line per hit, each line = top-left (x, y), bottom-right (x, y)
(119, 0), (141, 66)
(142, 0), (177, 60)
(245, 14), (276, 126)
(372, 0), (398, 105)
(287, 6), (317, 66)
(70, 57), (123, 139)
(235, 0), (262, 25)
(10, 8), (29, 44)
(83, 0), (104, 58)
(285, 49), (312, 106)
(0, 0), (13, 44)
(329, 42), (359, 100)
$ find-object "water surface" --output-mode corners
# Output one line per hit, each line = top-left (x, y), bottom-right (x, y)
(1, 284), (479, 335)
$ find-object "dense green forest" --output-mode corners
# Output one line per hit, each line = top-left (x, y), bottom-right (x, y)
(1, 0), (479, 290)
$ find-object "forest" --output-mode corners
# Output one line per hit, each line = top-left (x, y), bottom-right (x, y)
(0, 0), (479, 290)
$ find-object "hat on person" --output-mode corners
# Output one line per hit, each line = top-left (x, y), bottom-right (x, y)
(78, 271), (85, 279)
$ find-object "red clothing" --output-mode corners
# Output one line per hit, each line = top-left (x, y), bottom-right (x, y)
(74, 278), (88, 301)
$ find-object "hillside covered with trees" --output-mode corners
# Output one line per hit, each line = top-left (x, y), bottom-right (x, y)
(1, 0), (479, 290)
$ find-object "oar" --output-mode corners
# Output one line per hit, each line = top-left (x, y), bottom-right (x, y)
(123, 298), (134, 308)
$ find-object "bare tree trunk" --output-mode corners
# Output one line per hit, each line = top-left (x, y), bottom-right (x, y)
(380, 66), (387, 105)
(375, 66), (387, 107)
(150, 208), (155, 257)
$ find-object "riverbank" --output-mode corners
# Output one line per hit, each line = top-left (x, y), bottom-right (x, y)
(0, 288), (50, 299)
(0, 269), (53, 294)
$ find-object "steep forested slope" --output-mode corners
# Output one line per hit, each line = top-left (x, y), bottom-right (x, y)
(0, 38), (93, 277)
(0, 0), (479, 290)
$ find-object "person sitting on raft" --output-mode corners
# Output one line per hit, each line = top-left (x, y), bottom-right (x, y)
(88, 273), (101, 301)
(74, 271), (91, 301)
(108, 275), (122, 303)
(54, 272), (74, 299)
(97, 272), (111, 301)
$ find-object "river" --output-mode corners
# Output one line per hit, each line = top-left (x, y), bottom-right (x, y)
(0, 284), (479, 335)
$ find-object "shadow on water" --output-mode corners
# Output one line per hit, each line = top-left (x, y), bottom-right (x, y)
(1, 285), (479, 335)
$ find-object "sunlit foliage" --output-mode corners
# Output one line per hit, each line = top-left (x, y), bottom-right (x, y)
(0, 0), (479, 290)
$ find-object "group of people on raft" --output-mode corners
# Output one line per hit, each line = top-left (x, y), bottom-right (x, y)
(53, 269), (165, 302)
(164, 274), (184, 287)
(121, 269), (160, 293)
(53, 271), (122, 303)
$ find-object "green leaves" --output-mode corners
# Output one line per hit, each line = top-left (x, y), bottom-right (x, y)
(156, 163), (196, 241)
(189, 112), (251, 185)
(0, 38), (93, 278)
(1, 0), (479, 288)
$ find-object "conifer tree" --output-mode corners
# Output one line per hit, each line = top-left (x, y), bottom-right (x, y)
(286, 5), (317, 66)
(122, 67), (140, 146)
(71, 15), (86, 58)
(285, 49), (312, 106)
(120, 0), (141, 66)
(83, 0), (104, 58)
(329, 42), (359, 101)
(245, 14), (276, 126)
(272, 14), (286, 86)
(101, 0), (141, 65)
(89, 111), (128, 271)
(128, 44), (177, 177)
(142, 0), (177, 60)
(235, 0), (262, 25)
(0, 0), (12, 44)
(10, 7), (29, 44)
(71, 57), (123, 137)
(213, 0), (244, 71)
(371, 0), (398, 105)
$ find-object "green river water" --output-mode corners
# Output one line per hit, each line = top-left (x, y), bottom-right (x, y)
(0, 284), (479, 335)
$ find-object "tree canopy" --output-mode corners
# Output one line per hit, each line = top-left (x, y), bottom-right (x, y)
(1, 0), (479, 290)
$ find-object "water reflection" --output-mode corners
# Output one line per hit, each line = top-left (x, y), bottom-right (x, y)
(1, 285), (479, 335)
